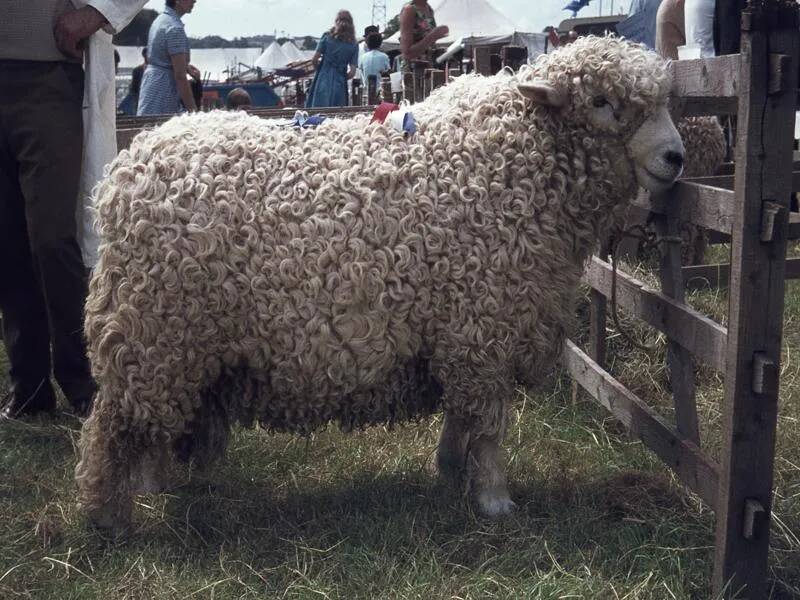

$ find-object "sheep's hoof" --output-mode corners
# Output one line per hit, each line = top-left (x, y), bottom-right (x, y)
(475, 487), (517, 518)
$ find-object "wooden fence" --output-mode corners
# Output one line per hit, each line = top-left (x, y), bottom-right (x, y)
(566, 3), (799, 597)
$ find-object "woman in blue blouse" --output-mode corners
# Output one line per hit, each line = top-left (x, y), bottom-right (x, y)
(306, 10), (359, 108)
(137, 0), (201, 116)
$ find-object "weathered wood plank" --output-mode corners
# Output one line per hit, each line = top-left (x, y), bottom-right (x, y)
(684, 174), (736, 189)
(583, 257), (728, 372)
(589, 242), (611, 367)
(670, 54), (741, 116)
(563, 340), (719, 508)
(685, 171), (800, 191)
(713, 4), (799, 596)
(672, 96), (739, 117)
(654, 204), (700, 444)
(716, 158), (800, 176)
(634, 182), (735, 234)
(671, 54), (741, 98)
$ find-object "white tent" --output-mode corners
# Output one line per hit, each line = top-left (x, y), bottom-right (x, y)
(385, 0), (546, 58)
(115, 46), (263, 81)
(255, 41), (291, 71)
(281, 41), (305, 63)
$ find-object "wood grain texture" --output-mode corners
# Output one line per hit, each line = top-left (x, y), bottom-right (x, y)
(712, 4), (799, 596)
(563, 341), (719, 507)
(583, 257), (728, 372)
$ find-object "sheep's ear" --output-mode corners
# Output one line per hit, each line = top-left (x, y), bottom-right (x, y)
(517, 80), (567, 107)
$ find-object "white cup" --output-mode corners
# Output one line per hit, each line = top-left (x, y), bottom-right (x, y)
(677, 45), (702, 60)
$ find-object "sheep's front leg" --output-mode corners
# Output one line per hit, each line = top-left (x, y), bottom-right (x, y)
(434, 353), (516, 518)
(468, 428), (516, 517)
(75, 405), (134, 533)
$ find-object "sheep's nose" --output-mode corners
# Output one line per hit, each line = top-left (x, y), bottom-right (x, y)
(664, 150), (684, 169)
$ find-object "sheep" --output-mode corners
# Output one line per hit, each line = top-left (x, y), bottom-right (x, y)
(76, 36), (686, 530)
(676, 116), (726, 264)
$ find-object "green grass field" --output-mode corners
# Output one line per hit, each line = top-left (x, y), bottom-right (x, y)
(1, 252), (798, 599)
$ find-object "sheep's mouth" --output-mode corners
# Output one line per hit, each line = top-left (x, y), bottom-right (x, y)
(644, 169), (676, 185)
(637, 165), (679, 192)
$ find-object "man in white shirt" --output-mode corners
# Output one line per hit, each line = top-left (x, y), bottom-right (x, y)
(355, 25), (380, 84)
(0, 1), (145, 421)
(359, 32), (391, 83)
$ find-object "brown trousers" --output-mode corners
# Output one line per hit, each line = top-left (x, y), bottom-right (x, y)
(0, 60), (94, 408)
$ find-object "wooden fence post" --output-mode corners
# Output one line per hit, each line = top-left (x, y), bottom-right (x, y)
(413, 62), (427, 103)
(367, 75), (379, 105)
(403, 71), (414, 103)
(423, 69), (432, 99)
(655, 206), (700, 444)
(381, 76), (392, 103)
(712, 2), (799, 597)
(351, 79), (362, 106)
(589, 241), (611, 367)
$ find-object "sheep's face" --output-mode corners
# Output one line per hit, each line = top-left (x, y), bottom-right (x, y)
(519, 36), (685, 193)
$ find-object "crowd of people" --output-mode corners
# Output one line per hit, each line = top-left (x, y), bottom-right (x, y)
(301, 1), (449, 108)
(127, 0), (450, 114)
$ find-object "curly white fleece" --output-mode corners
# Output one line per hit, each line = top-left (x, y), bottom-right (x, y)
(76, 36), (673, 517)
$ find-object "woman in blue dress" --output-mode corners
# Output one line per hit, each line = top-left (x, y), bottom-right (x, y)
(306, 10), (359, 108)
(137, 0), (201, 116)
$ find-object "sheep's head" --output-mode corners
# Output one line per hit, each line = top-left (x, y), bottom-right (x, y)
(519, 36), (685, 193)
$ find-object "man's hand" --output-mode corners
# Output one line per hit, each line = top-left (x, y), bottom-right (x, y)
(187, 64), (202, 81)
(54, 6), (108, 60)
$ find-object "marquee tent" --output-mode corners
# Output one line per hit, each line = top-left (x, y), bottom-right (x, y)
(385, 0), (546, 58)
(255, 41), (291, 71)
(281, 40), (306, 63)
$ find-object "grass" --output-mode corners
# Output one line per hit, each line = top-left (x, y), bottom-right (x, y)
(1, 250), (799, 599)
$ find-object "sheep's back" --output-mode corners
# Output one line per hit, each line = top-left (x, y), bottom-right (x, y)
(88, 112), (446, 402)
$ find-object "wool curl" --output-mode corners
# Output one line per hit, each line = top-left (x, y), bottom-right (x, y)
(76, 36), (674, 516)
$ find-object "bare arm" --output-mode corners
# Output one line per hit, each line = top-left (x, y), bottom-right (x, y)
(399, 6), (448, 61)
(170, 53), (197, 112)
(312, 51), (322, 67)
(187, 64), (202, 81)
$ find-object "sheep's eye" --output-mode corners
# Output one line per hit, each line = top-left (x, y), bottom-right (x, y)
(592, 95), (609, 108)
